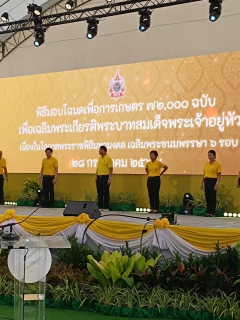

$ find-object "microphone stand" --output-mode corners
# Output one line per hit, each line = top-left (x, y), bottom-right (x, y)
(0, 205), (42, 241)
(139, 217), (151, 253)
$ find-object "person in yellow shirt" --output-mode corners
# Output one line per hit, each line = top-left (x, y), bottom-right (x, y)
(200, 150), (221, 217)
(95, 146), (113, 211)
(0, 150), (8, 205)
(39, 148), (58, 208)
(145, 150), (168, 213)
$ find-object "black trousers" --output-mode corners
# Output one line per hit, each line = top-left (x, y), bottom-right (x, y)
(96, 175), (110, 209)
(204, 178), (217, 215)
(42, 175), (55, 207)
(0, 175), (4, 204)
(147, 176), (161, 210)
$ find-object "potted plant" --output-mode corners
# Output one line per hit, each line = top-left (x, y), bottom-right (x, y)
(215, 186), (233, 217)
(159, 194), (181, 214)
(109, 191), (137, 211)
(192, 193), (206, 216)
(54, 190), (70, 208)
(83, 190), (97, 203)
(17, 178), (41, 206)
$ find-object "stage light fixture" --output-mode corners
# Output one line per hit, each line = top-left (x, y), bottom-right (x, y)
(27, 3), (38, 13)
(233, 213), (237, 218)
(228, 212), (232, 217)
(86, 19), (99, 39)
(209, 0), (222, 22)
(136, 208), (140, 212)
(181, 193), (195, 215)
(238, 213), (240, 218)
(223, 212), (228, 217)
(1, 12), (8, 22)
(34, 29), (45, 47)
(34, 5), (42, 16)
(65, 0), (74, 10)
(139, 10), (151, 32)
(27, 3), (42, 16)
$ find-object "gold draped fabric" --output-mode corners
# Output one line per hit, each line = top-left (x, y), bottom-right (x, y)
(0, 212), (239, 250)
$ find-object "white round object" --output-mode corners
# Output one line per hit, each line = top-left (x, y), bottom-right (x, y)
(8, 239), (52, 283)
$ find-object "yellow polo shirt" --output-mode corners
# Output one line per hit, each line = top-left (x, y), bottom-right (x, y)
(203, 161), (221, 178)
(0, 158), (6, 174)
(145, 160), (165, 177)
(42, 157), (58, 175)
(97, 154), (113, 175)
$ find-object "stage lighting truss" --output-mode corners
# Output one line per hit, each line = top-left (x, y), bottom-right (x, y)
(209, 0), (222, 22)
(139, 10), (151, 32)
(0, 0), (204, 35)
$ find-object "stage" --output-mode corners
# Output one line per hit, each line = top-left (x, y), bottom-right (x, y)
(1, 205), (240, 259)
(0, 205), (239, 229)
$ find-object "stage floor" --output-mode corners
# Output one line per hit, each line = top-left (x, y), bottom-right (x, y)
(0, 205), (239, 229)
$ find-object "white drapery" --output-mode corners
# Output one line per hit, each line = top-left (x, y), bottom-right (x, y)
(1, 218), (220, 257)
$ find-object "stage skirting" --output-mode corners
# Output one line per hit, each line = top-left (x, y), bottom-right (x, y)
(0, 210), (240, 258)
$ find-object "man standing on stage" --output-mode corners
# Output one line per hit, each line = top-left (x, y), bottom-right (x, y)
(0, 151), (8, 205)
(95, 146), (113, 211)
(39, 148), (58, 208)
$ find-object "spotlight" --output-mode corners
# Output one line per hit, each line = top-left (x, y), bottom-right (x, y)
(233, 213), (237, 218)
(65, 0), (74, 10)
(1, 12), (8, 22)
(27, 3), (38, 13)
(86, 19), (98, 39)
(238, 213), (240, 218)
(223, 212), (228, 217)
(139, 10), (151, 32)
(181, 193), (195, 215)
(27, 3), (42, 16)
(136, 208), (140, 212)
(209, 0), (222, 22)
(36, 188), (43, 206)
(34, 5), (42, 16)
(139, 208), (143, 212)
(34, 29), (45, 47)
(147, 208), (151, 212)
(228, 213), (232, 217)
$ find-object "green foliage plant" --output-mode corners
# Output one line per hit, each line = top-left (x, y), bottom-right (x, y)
(110, 191), (137, 205)
(55, 236), (100, 270)
(87, 250), (161, 288)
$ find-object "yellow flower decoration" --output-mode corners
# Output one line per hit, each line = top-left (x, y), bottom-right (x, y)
(154, 218), (170, 230)
(3, 209), (16, 221)
(77, 213), (91, 224)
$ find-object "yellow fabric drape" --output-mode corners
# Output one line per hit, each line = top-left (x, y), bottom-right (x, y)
(168, 225), (240, 250)
(0, 215), (77, 236)
(89, 220), (154, 240)
(1, 214), (240, 250)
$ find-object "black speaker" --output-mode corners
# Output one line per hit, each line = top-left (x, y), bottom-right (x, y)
(63, 201), (101, 219)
